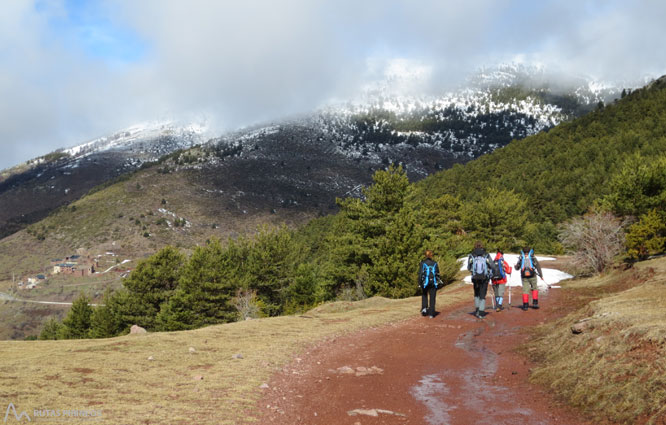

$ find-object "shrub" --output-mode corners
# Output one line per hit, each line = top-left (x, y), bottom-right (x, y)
(625, 209), (666, 260)
(558, 212), (625, 275)
(234, 289), (262, 320)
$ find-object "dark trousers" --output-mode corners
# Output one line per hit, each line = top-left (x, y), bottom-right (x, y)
(421, 285), (437, 315)
(472, 278), (489, 300)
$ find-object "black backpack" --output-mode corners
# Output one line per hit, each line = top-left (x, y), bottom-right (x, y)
(492, 258), (506, 280)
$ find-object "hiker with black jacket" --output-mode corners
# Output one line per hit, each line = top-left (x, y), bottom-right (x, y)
(418, 249), (440, 318)
(514, 246), (543, 310)
(467, 242), (497, 319)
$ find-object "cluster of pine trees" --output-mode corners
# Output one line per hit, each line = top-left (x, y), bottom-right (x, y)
(41, 76), (666, 339)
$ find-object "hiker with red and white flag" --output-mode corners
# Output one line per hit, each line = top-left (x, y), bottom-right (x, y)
(491, 250), (512, 311)
(514, 246), (543, 310)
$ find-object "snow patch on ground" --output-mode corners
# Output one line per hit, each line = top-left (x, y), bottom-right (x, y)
(458, 253), (571, 289)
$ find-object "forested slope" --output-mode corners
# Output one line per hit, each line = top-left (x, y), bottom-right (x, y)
(416, 76), (666, 227)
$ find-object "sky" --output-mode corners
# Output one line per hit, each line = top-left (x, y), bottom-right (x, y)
(1, 0), (666, 170)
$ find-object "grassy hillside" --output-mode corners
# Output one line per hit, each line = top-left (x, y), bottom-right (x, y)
(0, 165), (314, 281)
(525, 257), (666, 424)
(0, 286), (469, 425)
(0, 163), (317, 339)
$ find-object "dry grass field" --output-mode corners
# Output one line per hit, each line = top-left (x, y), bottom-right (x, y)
(0, 285), (469, 424)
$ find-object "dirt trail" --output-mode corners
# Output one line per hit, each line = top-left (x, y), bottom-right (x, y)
(256, 286), (593, 425)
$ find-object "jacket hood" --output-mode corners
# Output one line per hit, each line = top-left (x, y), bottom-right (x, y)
(494, 252), (504, 261)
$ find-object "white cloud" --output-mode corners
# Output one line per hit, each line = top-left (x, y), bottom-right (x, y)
(1, 0), (665, 170)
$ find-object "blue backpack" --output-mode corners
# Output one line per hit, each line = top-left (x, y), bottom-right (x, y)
(421, 262), (438, 288)
(521, 249), (536, 277)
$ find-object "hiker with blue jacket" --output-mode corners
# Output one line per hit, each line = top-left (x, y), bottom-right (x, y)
(467, 242), (497, 319)
(418, 249), (441, 318)
(514, 246), (543, 311)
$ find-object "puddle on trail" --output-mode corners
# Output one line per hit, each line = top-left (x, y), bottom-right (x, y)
(410, 325), (550, 425)
(409, 374), (453, 425)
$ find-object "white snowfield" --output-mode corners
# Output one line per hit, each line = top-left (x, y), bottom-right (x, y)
(459, 253), (572, 289)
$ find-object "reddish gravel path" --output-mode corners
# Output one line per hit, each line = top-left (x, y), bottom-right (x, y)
(256, 286), (594, 425)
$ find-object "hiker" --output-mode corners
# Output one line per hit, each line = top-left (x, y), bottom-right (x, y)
(491, 250), (512, 312)
(418, 249), (440, 318)
(467, 242), (497, 319)
(514, 246), (543, 310)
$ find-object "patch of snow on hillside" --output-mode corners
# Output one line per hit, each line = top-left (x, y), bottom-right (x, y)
(62, 121), (209, 160)
(459, 253), (571, 289)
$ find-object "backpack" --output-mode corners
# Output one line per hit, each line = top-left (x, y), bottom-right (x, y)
(471, 255), (489, 280)
(492, 258), (506, 280)
(421, 262), (437, 288)
(521, 249), (536, 277)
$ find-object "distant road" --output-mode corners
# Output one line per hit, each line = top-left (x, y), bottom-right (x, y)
(0, 292), (102, 307)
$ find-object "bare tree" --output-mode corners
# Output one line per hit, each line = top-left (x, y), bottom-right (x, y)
(558, 212), (626, 275)
(234, 288), (261, 320)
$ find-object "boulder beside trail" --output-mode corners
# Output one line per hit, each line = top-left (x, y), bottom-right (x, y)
(571, 318), (593, 334)
(130, 325), (147, 334)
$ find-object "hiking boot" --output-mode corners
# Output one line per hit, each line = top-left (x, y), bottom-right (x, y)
(497, 305), (504, 312)
(522, 303), (529, 311)
(532, 300), (539, 309)
(429, 315), (434, 319)
(421, 308), (427, 316)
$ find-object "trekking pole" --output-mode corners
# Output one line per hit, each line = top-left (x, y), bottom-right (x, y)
(489, 282), (496, 310)
(540, 275), (551, 289)
(508, 272), (512, 308)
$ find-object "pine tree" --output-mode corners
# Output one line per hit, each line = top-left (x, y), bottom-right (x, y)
(121, 245), (185, 329)
(367, 208), (425, 298)
(60, 293), (93, 339)
(39, 318), (62, 340)
(89, 290), (124, 338)
(626, 209), (666, 260)
(603, 154), (666, 217)
(461, 188), (529, 251)
(283, 263), (319, 314)
(327, 165), (423, 298)
(157, 239), (240, 330)
(245, 225), (298, 316)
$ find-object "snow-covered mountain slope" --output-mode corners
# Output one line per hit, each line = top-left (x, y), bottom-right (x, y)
(62, 121), (209, 164)
(0, 122), (209, 238)
(0, 64), (640, 239)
